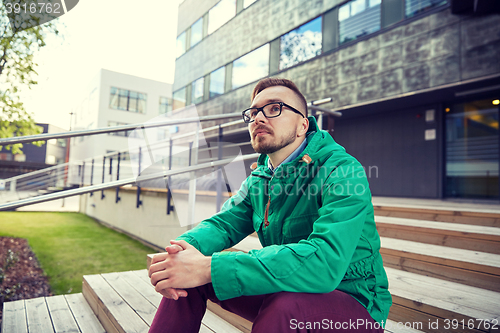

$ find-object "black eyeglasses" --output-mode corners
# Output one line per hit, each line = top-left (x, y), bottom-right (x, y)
(242, 102), (304, 123)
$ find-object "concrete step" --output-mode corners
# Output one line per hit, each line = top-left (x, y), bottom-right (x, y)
(375, 216), (500, 254)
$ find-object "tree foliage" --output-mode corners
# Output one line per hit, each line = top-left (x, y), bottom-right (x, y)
(0, 1), (60, 154)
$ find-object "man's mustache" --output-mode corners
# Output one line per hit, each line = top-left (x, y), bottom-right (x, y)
(252, 125), (274, 138)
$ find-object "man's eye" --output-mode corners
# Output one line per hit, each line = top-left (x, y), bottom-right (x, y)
(270, 105), (280, 112)
(250, 110), (259, 117)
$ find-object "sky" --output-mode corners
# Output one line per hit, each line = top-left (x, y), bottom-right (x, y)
(19, 0), (181, 130)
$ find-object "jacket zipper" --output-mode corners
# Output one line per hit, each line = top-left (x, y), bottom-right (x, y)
(263, 174), (274, 229)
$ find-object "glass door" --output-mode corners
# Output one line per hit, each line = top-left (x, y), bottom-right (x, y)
(445, 98), (499, 199)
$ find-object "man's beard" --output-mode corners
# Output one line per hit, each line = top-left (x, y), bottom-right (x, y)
(251, 128), (297, 154)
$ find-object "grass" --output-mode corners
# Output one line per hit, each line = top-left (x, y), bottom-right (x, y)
(0, 212), (155, 295)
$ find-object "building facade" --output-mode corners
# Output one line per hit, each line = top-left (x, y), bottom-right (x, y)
(69, 69), (173, 162)
(173, 0), (500, 200)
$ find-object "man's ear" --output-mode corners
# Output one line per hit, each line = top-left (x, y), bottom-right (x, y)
(298, 117), (309, 137)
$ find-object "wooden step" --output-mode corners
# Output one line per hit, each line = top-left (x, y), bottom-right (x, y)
(1, 294), (105, 333)
(375, 216), (500, 254)
(380, 237), (500, 292)
(82, 270), (243, 333)
(386, 267), (500, 333)
(373, 204), (500, 227)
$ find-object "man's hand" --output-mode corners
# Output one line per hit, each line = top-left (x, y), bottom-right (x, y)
(149, 241), (189, 300)
(149, 240), (212, 297)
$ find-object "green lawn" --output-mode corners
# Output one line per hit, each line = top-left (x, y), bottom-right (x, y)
(0, 212), (155, 295)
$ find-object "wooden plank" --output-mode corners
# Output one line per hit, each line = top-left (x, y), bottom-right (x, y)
(118, 271), (162, 308)
(381, 237), (500, 270)
(65, 293), (105, 333)
(232, 235), (262, 253)
(45, 295), (80, 333)
(82, 278), (120, 333)
(199, 324), (215, 332)
(207, 301), (252, 333)
(83, 274), (149, 333)
(376, 216), (500, 237)
(388, 303), (484, 333)
(382, 251), (500, 292)
(132, 269), (152, 285)
(2, 300), (28, 333)
(101, 272), (158, 326)
(386, 268), (500, 321)
(202, 309), (243, 333)
(25, 297), (55, 333)
(385, 319), (425, 333)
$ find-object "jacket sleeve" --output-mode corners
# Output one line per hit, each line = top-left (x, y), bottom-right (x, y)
(176, 178), (256, 256)
(210, 159), (371, 300)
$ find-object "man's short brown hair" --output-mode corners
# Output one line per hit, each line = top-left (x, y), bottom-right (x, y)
(251, 78), (308, 117)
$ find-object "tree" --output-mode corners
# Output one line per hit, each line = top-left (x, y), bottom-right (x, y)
(0, 0), (61, 154)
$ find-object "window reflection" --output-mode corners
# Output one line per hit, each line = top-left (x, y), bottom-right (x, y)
(232, 44), (269, 89)
(405, 0), (447, 18)
(280, 17), (322, 70)
(210, 66), (225, 98)
(176, 31), (186, 57)
(159, 97), (173, 114)
(191, 18), (203, 47)
(173, 87), (187, 110)
(109, 87), (147, 113)
(192, 77), (205, 104)
(339, 0), (381, 45)
(208, 0), (236, 35)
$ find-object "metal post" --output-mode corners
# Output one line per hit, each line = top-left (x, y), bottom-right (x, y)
(90, 159), (94, 196)
(101, 156), (106, 200)
(167, 138), (173, 214)
(81, 161), (85, 187)
(216, 125), (223, 212)
(136, 147), (142, 208)
(187, 123), (199, 229)
(10, 179), (16, 193)
(115, 153), (121, 203)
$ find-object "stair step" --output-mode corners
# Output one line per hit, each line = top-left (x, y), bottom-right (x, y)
(82, 270), (243, 333)
(1, 294), (105, 333)
(380, 237), (500, 292)
(386, 267), (500, 333)
(376, 216), (500, 254)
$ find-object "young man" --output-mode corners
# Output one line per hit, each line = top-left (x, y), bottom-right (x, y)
(148, 78), (392, 332)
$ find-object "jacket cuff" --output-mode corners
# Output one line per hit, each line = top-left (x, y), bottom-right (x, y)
(211, 251), (241, 301)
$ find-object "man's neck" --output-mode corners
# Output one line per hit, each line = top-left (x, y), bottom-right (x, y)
(268, 137), (306, 168)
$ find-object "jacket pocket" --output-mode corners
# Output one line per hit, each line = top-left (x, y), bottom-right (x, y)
(282, 214), (317, 243)
(255, 243), (317, 279)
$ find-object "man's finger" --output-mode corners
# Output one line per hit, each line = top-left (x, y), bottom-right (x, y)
(165, 244), (183, 254)
(169, 239), (190, 250)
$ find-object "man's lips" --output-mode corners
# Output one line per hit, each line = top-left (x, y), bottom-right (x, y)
(253, 128), (272, 137)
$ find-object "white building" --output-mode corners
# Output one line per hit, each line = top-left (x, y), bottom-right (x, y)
(69, 69), (173, 162)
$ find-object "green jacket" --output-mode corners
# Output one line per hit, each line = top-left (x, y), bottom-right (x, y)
(177, 117), (392, 325)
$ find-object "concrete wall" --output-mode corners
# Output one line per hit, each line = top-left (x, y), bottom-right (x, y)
(80, 187), (228, 249)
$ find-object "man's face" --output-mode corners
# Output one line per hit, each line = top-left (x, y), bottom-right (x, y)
(248, 86), (306, 155)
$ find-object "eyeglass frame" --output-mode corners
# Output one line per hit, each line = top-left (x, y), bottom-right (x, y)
(242, 102), (305, 123)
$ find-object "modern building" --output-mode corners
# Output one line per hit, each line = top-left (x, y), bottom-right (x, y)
(172, 0), (500, 200)
(69, 69), (173, 162)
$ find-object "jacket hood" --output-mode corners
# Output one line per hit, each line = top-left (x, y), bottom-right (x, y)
(252, 116), (346, 177)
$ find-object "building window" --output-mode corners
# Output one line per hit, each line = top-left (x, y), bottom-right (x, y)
(208, 0), (236, 35)
(280, 16), (322, 70)
(244, 0), (257, 8)
(159, 96), (173, 114)
(177, 31), (187, 57)
(232, 44), (269, 89)
(191, 18), (203, 47)
(209, 66), (225, 98)
(405, 0), (447, 18)
(109, 87), (147, 113)
(173, 87), (187, 110)
(339, 0), (381, 45)
(192, 77), (205, 104)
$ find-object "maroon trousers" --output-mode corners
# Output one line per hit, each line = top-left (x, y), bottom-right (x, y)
(149, 284), (384, 332)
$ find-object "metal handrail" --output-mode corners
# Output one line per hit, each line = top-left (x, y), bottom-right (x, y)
(0, 153), (259, 211)
(0, 112), (242, 146)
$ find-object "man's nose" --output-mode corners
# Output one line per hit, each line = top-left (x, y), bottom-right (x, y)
(254, 110), (267, 123)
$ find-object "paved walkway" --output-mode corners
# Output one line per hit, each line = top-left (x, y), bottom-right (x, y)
(15, 195), (80, 212)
